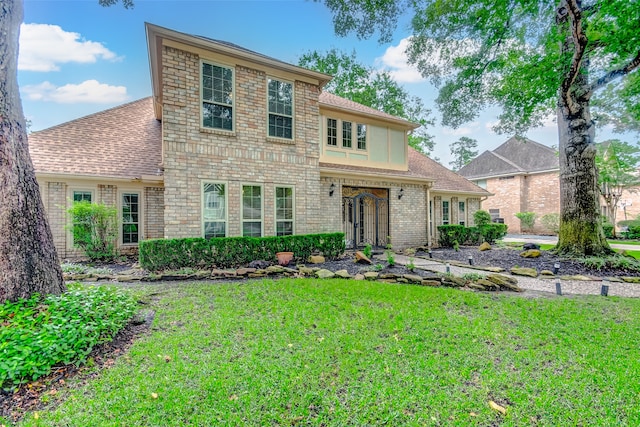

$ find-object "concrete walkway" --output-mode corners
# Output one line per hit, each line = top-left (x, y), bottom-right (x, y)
(385, 254), (640, 298)
(502, 235), (640, 252)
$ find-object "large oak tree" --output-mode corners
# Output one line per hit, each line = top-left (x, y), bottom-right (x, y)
(319, 0), (640, 256)
(0, 0), (132, 302)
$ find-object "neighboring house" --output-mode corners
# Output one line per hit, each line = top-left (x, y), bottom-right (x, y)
(458, 137), (559, 234)
(28, 23), (489, 258)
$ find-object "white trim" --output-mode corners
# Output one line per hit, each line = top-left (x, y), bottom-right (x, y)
(202, 180), (229, 238)
(241, 183), (264, 237)
(200, 59), (236, 132)
(118, 189), (143, 247)
(266, 76), (295, 141)
(274, 185), (295, 236)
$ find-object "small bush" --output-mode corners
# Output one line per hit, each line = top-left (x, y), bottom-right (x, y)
(540, 213), (560, 234)
(515, 212), (536, 232)
(0, 284), (137, 389)
(437, 225), (468, 247)
(139, 233), (346, 271)
(602, 222), (614, 239)
(437, 224), (507, 247)
(67, 201), (118, 261)
(474, 210), (492, 226)
(407, 257), (415, 271)
(363, 244), (372, 259)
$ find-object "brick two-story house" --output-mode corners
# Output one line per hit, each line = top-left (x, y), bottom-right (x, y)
(28, 23), (489, 258)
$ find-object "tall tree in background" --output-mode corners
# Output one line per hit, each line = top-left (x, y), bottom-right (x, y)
(0, 0), (132, 302)
(449, 137), (478, 171)
(595, 140), (640, 233)
(319, 0), (640, 256)
(299, 49), (437, 157)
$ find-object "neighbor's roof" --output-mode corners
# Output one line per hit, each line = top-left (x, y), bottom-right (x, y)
(319, 92), (419, 129)
(28, 97), (162, 180)
(321, 147), (490, 196)
(458, 136), (559, 179)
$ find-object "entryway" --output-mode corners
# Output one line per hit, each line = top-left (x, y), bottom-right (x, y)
(341, 187), (389, 249)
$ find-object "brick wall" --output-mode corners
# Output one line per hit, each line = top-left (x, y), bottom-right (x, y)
(483, 175), (523, 233)
(161, 46), (322, 239)
(145, 187), (165, 239)
(45, 182), (67, 255)
(523, 172), (560, 233)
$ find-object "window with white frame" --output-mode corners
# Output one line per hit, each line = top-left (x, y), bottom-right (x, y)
(73, 191), (92, 203)
(342, 121), (352, 148)
(327, 118), (337, 146)
(122, 193), (140, 244)
(203, 182), (227, 238)
(268, 78), (293, 139)
(442, 200), (450, 225)
(202, 62), (234, 131)
(357, 124), (367, 149)
(458, 201), (465, 226)
(275, 187), (294, 236)
(242, 185), (262, 237)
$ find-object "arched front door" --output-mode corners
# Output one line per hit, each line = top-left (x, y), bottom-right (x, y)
(342, 188), (389, 250)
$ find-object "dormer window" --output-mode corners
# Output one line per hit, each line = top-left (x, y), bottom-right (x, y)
(202, 62), (234, 131)
(268, 78), (293, 139)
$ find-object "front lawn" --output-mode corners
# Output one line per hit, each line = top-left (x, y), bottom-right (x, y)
(20, 279), (640, 426)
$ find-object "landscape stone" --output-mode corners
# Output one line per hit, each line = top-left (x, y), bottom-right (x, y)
(479, 242), (491, 251)
(308, 255), (326, 264)
(364, 272), (379, 280)
(421, 279), (441, 287)
(523, 243), (541, 250)
(510, 267), (538, 277)
(486, 273), (518, 286)
(403, 248), (416, 256)
(298, 266), (315, 276)
(540, 270), (554, 276)
(379, 273), (399, 280)
(236, 268), (256, 276)
(354, 274), (365, 281)
(403, 274), (424, 284)
(476, 279), (499, 291)
(621, 277), (640, 283)
(266, 265), (285, 274)
(560, 275), (595, 281)
(355, 251), (373, 264)
(396, 278), (408, 283)
(116, 275), (137, 282)
(334, 269), (352, 279)
(442, 276), (466, 287)
(315, 269), (335, 279)
(520, 249), (541, 258)
(467, 283), (487, 291)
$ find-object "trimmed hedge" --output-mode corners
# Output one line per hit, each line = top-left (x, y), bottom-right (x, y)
(139, 233), (346, 271)
(437, 224), (508, 247)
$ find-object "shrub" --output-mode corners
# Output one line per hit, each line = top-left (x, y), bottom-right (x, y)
(437, 225), (468, 247)
(139, 233), (346, 271)
(67, 201), (118, 261)
(475, 223), (508, 244)
(540, 213), (560, 234)
(474, 210), (492, 226)
(602, 222), (614, 239)
(437, 223), (507, 247)
(385, 243), (395, 266)
(0, 284), (137, 389)
(515, 212), (536, 232)
(363, 243), (373, 259)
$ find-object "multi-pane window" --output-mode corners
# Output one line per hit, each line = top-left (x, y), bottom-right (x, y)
(202, 62), (233, 130)
(357, 124), (367, 149)
(242, 185), (262, 237)
(442, 201), (450, 225)
(275, 187), (294, 236)
(458, 201), (465, 226)
(203, 183), (226, 238)
(268, 78), (293, 139)
(122, 193), (139, 244)
(327, 118), (337, 146)
(73, 191), (92, 202)
(342, 121), (352, 148)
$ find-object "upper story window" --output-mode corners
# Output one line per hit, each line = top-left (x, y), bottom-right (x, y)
(342, 121), (352, 148)
(357, 124), (367, 150)
(202, 62), (234, 131)
(73, 191), (92, 203)
(268, 78), (293, 139)
(327, 118), (337, 146)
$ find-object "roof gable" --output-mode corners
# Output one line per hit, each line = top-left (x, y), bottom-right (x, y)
(408, 148), (489, 194)
(319, 92), (418, 129)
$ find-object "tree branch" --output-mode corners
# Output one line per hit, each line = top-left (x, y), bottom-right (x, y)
(586, 50), (640, 97)
(560, 0), (588, 115)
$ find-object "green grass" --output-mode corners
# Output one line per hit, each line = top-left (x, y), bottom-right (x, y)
(609, 239), (640, 246)
(18, 279), (640, 426)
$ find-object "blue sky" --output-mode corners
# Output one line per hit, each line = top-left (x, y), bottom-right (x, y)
(18, 0), (620, 165)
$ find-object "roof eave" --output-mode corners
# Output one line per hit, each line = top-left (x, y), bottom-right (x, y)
(36, 171), (165, 184)
(319, 103), (419, 130)
(320, 166), (434, 185)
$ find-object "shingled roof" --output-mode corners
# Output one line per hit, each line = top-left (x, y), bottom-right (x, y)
(321, 147), (489, 196)
(28, 98), (162, 180)
(458, 136), (559, 179)
(319, 92), (418, 129)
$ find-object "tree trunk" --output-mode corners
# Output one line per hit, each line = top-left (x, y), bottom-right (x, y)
(0, 0), (65, 302)
(555, 95), (612, 256)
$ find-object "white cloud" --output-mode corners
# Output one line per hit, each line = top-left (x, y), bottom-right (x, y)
(19, 23), (120, 72)
(376, 38), (425, 83)
(22, 80), (128, 103)
(443, 122), (480, 136)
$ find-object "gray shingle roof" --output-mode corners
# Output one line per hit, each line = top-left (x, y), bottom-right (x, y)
(458, 136), (559, 179)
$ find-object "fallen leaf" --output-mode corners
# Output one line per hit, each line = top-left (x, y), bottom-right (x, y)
(470, 412), (478, 417)
(49, 389), (58, 395)
(288, 343), (293, 348)
(489, 400), (506, 415)
(229, 394), (238, 401)
(151, 392), (159, 399)
(164, 355), (171, 363)
(317, 337), (324, 342)
(34, 413), (39, 420)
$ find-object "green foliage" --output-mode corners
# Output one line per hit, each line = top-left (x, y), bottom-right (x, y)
(407, 257), (415, 271)
(596, 140), (640, 225)
(515, 212), (536, 232)
(437, 223), (507, 247)
(67, 201), (118, 261)
(374, 263), (383, 271)
(299, 49), (437, 156)
(461, 272), (485, 282)
(449, 136), (478, 171)
(602, 222), (615, 239)
(473, 209), (492, 226)
(363, 243), (372, 259)
(0, 283), (136, 389)
(581, 255), (640, 272)
(385, 248), (395, 267)
(61, 263), (113, 275)
(540, 213), (560, 234)
(139, 233), (346, 271)
(453, 240), (460, 252)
